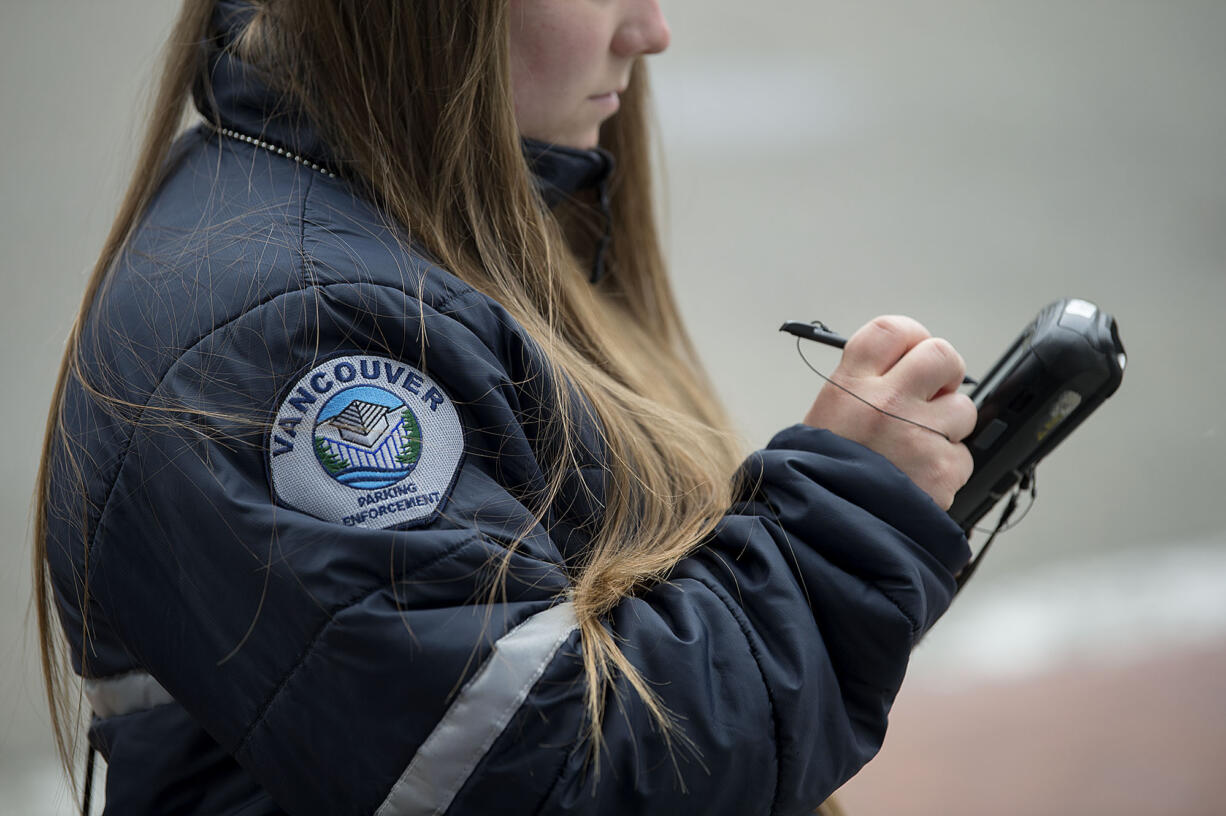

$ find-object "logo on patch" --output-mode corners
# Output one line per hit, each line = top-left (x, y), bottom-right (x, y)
(312, 388), (421, 490)
(269, 355), (463, 529)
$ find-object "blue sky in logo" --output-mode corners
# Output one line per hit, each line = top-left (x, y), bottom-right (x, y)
(316, 386), (406, 423)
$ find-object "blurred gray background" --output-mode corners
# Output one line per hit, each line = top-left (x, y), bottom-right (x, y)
(3, 1), (1224, 813)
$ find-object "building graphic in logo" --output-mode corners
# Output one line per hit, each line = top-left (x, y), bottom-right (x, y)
(311, 386), (423, 490)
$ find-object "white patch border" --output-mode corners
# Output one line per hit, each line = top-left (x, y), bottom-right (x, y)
(267, 354), (464, 530)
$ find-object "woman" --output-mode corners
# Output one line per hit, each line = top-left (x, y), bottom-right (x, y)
(35, 1), (976, 813)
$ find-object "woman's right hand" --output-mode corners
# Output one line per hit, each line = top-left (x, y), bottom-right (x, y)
(802, 315), (977, 510)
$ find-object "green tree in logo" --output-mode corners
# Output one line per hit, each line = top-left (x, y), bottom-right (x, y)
(313, 436), (348, 474)
(396, 409), (423, 465)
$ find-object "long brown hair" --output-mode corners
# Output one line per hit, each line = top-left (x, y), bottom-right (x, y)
(35, 0), (746, 789)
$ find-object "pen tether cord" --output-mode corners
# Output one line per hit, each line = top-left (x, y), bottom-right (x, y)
(793, 338), (1037, 593)
(793, 337), (952, 441)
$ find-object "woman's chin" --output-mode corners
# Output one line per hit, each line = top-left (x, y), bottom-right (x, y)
(520, 115), (607, 150)
(539, 130), (602, 151)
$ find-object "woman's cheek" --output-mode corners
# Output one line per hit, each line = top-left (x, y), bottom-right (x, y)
(508, 2), (613, 143)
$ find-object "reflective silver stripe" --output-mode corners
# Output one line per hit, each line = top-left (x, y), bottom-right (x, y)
(377, 601), (579, 816)
(83, 671), (174, 719)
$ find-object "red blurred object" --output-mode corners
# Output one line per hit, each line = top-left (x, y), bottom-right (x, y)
(838, 641), (1226, 816)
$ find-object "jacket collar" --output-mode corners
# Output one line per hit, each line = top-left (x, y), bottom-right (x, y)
(521, 139), (615, 210)
(195, 0), (616, 282)
(521, 139), (616, 284)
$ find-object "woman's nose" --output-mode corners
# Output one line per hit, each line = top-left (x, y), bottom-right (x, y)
(612, 0), (671, 58)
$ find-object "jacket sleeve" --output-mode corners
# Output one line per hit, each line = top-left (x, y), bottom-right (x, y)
(88, 275), (969, 816)
(456, 424), (970, 816)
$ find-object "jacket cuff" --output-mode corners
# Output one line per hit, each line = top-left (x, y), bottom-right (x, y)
(763, 423), (972, 579)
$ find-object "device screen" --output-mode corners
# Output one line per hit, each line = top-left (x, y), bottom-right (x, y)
(973, 326), (1035, 410)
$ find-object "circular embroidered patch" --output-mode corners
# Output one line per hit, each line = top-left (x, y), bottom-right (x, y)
(269, 355), (463, 529)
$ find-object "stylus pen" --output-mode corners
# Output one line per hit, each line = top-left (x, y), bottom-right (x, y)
(779, 320), (979, 386)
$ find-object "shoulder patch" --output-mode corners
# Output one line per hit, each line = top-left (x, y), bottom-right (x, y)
(269, 355), (463, 529)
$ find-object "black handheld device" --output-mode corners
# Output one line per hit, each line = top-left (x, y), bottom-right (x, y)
(948, 298), (1126, 532)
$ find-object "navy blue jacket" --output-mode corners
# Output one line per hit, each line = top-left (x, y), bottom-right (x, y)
(45, 9), (971, 814)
